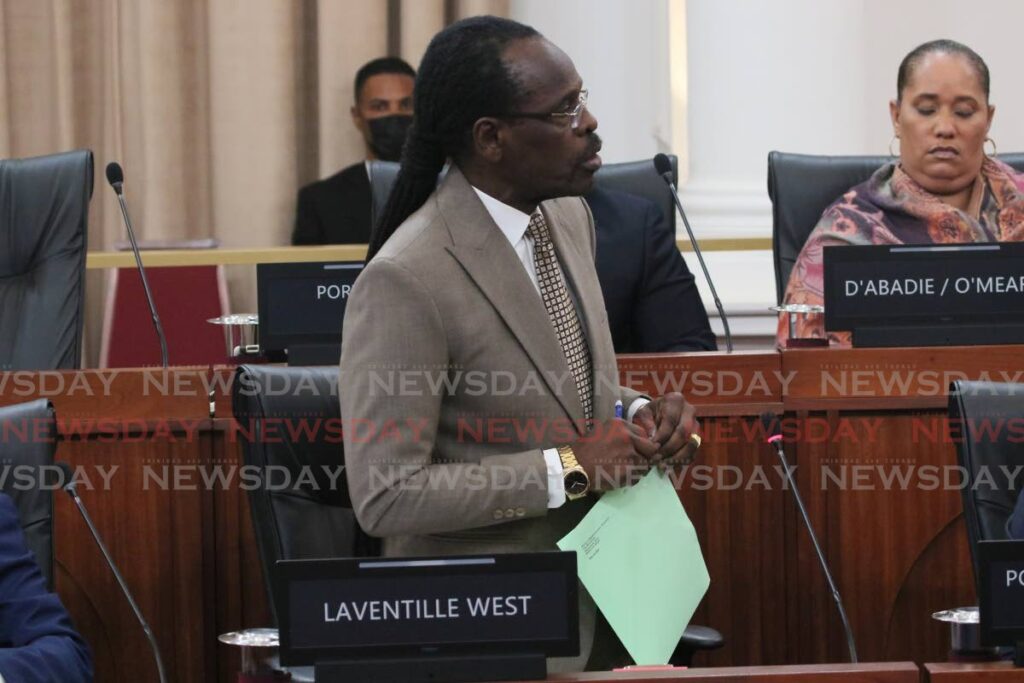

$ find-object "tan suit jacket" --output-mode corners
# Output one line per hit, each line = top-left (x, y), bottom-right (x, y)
(340, 166), (645, 670)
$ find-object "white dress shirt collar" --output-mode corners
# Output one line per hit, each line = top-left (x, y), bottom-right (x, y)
(470, 186), (534, 248)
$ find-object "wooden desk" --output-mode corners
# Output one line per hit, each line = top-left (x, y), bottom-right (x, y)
(924, 661), (1023, 681)
(2, 346), (1019, 682)
(0, 369), (236, 682)
(530, 662), (920, 681)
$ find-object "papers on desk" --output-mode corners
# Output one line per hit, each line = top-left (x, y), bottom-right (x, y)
(557, 470), (710, 666)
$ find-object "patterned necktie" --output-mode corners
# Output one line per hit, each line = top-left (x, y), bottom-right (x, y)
(527, 210), (594, 421)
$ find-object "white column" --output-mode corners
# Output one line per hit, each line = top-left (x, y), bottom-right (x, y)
(681, 0), (869, 239)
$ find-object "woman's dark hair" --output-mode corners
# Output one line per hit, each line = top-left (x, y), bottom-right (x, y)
(366, 16), (540, 260)
(897, 39), (990, 103)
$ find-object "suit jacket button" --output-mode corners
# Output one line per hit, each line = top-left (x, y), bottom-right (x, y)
(505, 508), (515, 518)
(494, 509), (504, 520)
(514, 507), (526, 517)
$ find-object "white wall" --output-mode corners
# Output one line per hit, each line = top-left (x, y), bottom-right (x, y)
(861, 0), (1024, 154)
(510, 0), (1024, 348)
(509, 0), (673, 164)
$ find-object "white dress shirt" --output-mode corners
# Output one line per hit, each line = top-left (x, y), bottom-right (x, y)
(470, 187), (648, 508)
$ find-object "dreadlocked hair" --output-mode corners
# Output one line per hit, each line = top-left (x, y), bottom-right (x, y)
(366, 16), (539, 261)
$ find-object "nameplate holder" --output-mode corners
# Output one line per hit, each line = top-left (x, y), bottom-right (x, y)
(978, 539), (1024, 665)
(823, 243), (1024, 347)
(277, 552), (579, 683)
(257, 261), (364, 361)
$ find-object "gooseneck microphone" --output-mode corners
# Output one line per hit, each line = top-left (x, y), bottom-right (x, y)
(57, 462), (169, 683)
(105, 162), (169, 368)
(653, 153), (733, 352)
(760, 414), (858, 663)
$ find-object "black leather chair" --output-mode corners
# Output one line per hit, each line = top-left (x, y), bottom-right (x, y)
(368, 155), (680, 232)
(231, 364), (377, 623)
(0, 150), (94, 370)
(233, 364), (723, 663)
(948, 380), (1024, 595)
(0, 399), (57, 588)
(766, 151), (1024, 305)
(591, 155), (679, 231)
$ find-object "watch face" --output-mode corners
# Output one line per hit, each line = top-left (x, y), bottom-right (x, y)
(565, 470), (589, 496)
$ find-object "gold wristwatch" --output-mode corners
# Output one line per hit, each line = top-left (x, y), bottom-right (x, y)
(557, 445), (590, 500)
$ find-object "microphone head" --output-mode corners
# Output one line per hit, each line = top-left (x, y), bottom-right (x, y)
(760, 412), (782, 441)
(56, 461), (76, 496)
(653, 153), (673, 178)
(105, 162), (124, 193)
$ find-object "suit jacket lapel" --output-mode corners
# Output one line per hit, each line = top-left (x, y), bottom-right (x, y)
(439, 168), (585, 425)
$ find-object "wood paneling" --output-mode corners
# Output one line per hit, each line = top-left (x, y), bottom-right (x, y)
(2, 347), (1020, 680)
(924, 662), (1024, 681)
(521, 661), (920, 682)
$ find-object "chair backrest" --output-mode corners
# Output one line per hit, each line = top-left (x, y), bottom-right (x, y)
(367, 155), (679, 232)
(367, 160), (404, 230)
(0, 150), (93, 369)
(766, 151), (1024, 305)
(0, 399), (57, 588)
(948, 380), (1024, 594)
(591, 155), (678, 231)
(231, 365), (377, 623)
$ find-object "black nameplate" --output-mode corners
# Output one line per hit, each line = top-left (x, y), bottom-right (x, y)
(823, 243), (1024, 347)
(277, 552), (579, 667)
(978, 540), (1024, 646)
(256, 261), (364, 355)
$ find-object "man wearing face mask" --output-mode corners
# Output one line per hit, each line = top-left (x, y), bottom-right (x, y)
(292, 57), (415, 245)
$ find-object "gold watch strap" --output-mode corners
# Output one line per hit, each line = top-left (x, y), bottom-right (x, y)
(557, 444), (580, 470)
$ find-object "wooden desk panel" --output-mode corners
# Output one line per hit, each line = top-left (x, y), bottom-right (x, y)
(616, 352), (782, 415)
(3, 347), (1021, 682)
(924, 661), (1024, 681)
(782, 345), (1024, 410)
(527, 661), (920, 681)
(782, 409), (974, 665)
(53, 424), (216, 682)
(0, 367), (213, 423)
(1, 368), (216, 682)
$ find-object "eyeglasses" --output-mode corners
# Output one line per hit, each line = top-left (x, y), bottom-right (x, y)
(500, 89), (589, 130)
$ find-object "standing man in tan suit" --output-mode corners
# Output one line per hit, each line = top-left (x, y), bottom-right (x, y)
(340, 16), (701, 672)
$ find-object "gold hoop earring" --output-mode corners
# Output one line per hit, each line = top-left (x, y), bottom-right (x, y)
(984, 137), (998, 157)
(888, 135), (900, 157)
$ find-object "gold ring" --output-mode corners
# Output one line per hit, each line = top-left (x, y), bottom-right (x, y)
(689, 433), (702, 449)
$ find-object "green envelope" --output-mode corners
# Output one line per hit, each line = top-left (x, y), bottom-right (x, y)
(557, 469), (710, 666)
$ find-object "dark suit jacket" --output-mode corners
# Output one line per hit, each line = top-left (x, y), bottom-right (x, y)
(0, 494), (92, 683)
(292, 162), (372, 245)
(586, 187), (717, 353)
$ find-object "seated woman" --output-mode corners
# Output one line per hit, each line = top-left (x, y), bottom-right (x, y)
(779, 39), (1024, 346)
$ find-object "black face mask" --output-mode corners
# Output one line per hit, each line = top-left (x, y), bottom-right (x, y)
(367, 114), (413, 162)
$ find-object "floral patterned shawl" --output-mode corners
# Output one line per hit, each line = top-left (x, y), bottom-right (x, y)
(778, 158), (1024, 346)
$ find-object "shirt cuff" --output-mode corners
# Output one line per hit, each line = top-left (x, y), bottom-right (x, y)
(543, 448), (566, 509)
(627, 398), (650, 422)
